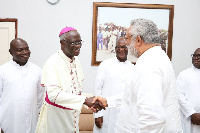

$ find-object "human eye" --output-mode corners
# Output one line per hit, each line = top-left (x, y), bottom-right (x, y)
(16, 49), (23, 52)
(75, 42), (79, 45)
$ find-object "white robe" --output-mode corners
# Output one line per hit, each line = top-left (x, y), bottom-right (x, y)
(93, 57), (134, 133)
(111, 46), (182, 133)
(35, 50), (86, 133)
(0, 60), (44, 133)
(177, 65), (200, 133)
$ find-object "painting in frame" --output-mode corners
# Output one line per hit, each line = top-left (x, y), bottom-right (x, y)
(92, 2), (174, 66)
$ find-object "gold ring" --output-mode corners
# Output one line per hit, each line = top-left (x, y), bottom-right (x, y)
(97, 108), (99, 111)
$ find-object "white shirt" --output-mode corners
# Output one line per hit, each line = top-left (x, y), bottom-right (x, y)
(93, 57), (134, 133)
(0, 60), (44, 133)
(35, 50), (86, 133)
(177, 65), (200, 133)
(111, 46), (182, 133)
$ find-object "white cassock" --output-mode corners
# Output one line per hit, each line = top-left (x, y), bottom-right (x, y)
(35, 50), (86, 133)
(108, 46), (182, 133)
(0, 60), (44, 133)
(93, 57), (134, 133)
(177, 65), (200, 133)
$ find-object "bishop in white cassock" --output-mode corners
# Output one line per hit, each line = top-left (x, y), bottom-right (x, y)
(0, 38), (44, 133)
(177, 48), (200, 133)
(36, 27), (103, 133)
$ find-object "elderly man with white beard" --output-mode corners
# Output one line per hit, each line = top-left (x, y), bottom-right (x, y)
(92, 18), (183, 133)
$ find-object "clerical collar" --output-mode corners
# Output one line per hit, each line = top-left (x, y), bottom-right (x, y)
(11, 60), (29, 67)
(58, 50), (75, 63)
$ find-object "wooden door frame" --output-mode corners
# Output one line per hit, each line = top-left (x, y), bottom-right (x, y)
(0, 18), (18, 38)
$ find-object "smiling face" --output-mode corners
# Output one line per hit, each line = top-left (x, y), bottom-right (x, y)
(9, 38), (31, 66)
(192, 48), (200, 69)
(60, 30), (82, 59)
(115, 37), (128, 62)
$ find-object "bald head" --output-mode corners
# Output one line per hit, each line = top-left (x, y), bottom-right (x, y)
(9, 38), (31, 66)
(10, 38), (27, 49)
(116, 37), (126, 45)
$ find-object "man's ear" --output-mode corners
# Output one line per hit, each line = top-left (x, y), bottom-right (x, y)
(9, 49), (12, 55)
(135, 36), (143, 46)
(60, 40), (64, 48)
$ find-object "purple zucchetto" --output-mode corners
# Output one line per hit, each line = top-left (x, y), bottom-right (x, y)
(59, 27), (76, 37)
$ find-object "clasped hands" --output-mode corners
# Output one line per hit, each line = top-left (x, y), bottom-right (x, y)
(84, 96), (108, 113)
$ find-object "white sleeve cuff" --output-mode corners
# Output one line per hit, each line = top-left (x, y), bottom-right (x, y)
(94, 110), (103, 118)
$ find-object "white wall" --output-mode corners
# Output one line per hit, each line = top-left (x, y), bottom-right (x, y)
(0, 0), (200, 93)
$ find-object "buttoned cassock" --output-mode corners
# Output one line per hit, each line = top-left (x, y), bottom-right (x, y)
(35, 50), (86, 133)
(93, 57), (134, 133)
(0, 61), (44, 133)
(177, 65), (200, 133)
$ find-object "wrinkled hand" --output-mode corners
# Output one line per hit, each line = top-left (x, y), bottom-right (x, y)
(191, 113), (200, 125)
(92, 96), (108, 107)
(84, 97), (105, 112)
(95, 116), (103, 128)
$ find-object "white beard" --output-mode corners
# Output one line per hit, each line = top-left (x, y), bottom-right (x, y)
(129, 41), (139, 58)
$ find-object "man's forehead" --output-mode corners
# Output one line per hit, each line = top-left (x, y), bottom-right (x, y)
(64, 31), (81, 42)
(14, 43), (28, 49)
(117, 39), (126, 46)
(65, 30), (79, 37)
(12, 40), (28, 48)
(126, 26), (133, 35)
(194, 49), (200, 54)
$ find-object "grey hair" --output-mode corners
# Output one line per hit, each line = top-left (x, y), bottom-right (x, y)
(60, 33), (67, 41)
(130, 18), (160, 44)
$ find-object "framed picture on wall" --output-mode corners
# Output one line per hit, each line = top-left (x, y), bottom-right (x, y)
(92, 2), (174, 66)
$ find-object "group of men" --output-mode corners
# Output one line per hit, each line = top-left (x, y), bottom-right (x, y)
(97, 26), (120, 53)
(0, 18), (199, 133)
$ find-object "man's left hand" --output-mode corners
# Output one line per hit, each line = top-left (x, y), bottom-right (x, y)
(191, 113), (200, 125)
(95, 116), (103, 128)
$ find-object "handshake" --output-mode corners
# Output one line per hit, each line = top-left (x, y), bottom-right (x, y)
(84, 96), (108, 112)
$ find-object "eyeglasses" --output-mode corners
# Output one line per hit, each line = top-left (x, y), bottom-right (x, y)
(115, 46), (128, 50)
(124, 35), (133, 39)
(63, 40), (83, 46)
(191, 54), (200, 59)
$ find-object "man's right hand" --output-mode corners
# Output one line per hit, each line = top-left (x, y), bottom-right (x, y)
(84, 97), (105, 112)
(92, 96), (108, 107)
(95, 116), (103, 128)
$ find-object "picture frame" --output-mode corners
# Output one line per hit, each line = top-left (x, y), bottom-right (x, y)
(92, 2), (174, 66)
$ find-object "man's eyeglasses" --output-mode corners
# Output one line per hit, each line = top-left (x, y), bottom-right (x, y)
(115, 46), (128, 50)
(63, 40), (83, 46)
(191, 54), (200, 59)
